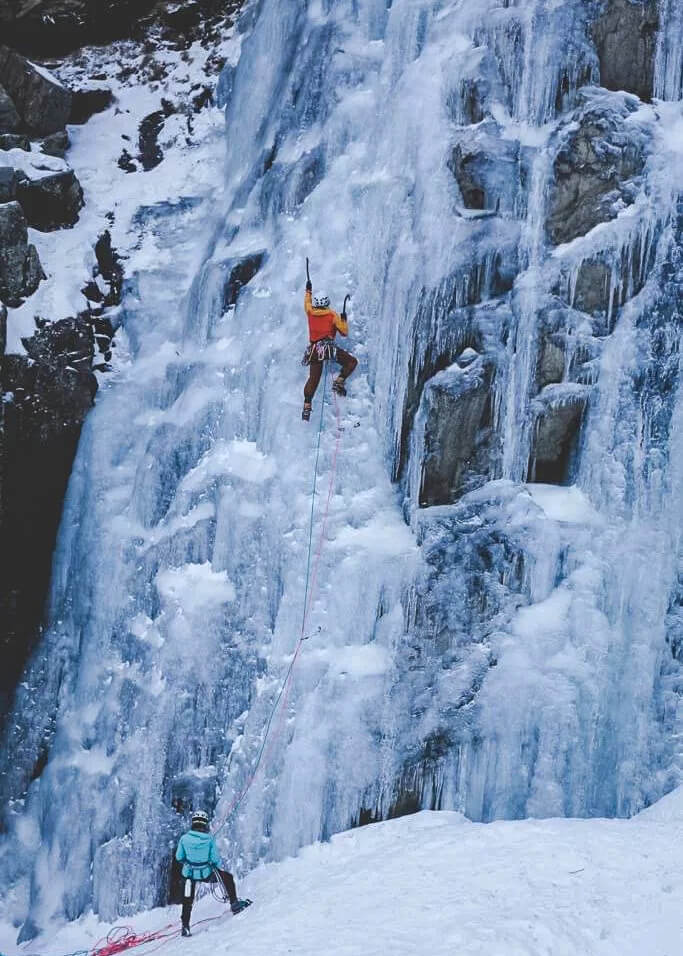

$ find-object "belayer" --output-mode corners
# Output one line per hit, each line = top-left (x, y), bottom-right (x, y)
(301, 267), (357, 421)
(175, 810), (251, 937)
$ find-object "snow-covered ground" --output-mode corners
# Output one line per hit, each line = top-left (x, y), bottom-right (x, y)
(2, 789), (682, 956)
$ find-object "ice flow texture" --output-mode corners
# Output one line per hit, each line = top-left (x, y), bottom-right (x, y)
(1, 0), (683, 934)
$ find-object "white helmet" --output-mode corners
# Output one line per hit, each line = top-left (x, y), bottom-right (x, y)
(312, 293), (330, 309)
(191, 810), (209, 830)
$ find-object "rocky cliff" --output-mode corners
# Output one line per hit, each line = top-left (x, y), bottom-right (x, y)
(0, 1), (243, 727)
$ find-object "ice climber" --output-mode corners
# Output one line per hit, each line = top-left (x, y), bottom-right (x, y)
(175, 810), (250, 936)
(302, 277), (357, 421)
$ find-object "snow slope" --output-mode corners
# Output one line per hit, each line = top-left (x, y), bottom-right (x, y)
(3, 790), (683, 956)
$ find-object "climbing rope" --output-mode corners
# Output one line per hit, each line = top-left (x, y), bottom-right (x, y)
(212, 362), (342, 834)
(44, 367), (344, 956)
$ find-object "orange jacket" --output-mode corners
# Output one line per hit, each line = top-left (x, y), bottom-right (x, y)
(305, 290), (348, 343)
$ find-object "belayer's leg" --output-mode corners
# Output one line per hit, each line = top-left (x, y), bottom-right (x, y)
(332, 348), (357, 396)
(181, 879), (196, 936)
(303, 357), (323, 421)
(216, 868), (251, 915)
(215, 868), (238, 905)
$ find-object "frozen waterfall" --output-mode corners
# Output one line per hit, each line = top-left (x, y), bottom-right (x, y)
(1, 0), (682, 938)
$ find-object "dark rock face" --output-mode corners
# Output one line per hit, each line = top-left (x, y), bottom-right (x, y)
(0, 46), (72, 136)
(0, 0), (245, 58)
(547, 97), (647, 245)
(419, 358), (494, 507)
(529, 391), (588, 484)
(554, 225), (658, 324)
(41, 129), (70, 157)
(569, 259), (614, 315)
(94, 230), (124, 308)
(222, 251), (266, 310)
(0, 0), (158, 58)
(138, 99), (176, 172)
(592, 0), (659, 102)
(0, 316), (99, 720)
(69, 87), (114, 125)
(0, 167), (18, 202)
(16, 168), (84, 230)
(0, 201), (45, 306)
(0, 83), (20, 132)
(0, 132), (29, 150)
(537, 336), (566, 389)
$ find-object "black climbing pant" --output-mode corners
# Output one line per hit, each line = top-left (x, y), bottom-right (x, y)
(181, 868), (237, 928)
(304, 347), (357, 402)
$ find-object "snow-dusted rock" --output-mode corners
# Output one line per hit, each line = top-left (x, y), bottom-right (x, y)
(40, 129), (69, 158)
(0, 131), (29, 151)
(0, 200), (44, 305)
(0, 46), (72, 136)
(548, 94), (648, 245)
(591, 0), (659, 102)
(16, 166), (83, 229)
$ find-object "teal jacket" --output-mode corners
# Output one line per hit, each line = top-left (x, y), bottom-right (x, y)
(175, 829), (221, 880)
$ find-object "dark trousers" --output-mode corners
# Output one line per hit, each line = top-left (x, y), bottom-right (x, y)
(304, 347), (357, 402)
(181, 869), (237, 927)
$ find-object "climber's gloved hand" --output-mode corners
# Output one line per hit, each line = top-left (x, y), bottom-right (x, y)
(306, 280), (312, 292)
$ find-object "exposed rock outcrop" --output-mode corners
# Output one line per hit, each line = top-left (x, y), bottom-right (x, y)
(16, 167), (84, 230)
(0, 316), (99, 719)
(0, 83), (20, 132)
(591, 0), (659, 102)
(537, 335), (566, 389)
(41, 130), (70, 157)
(0, 0), (245, 58)
(222, 250), (266, 310)
(0, 132), (29, 151)
(138, 99), (176, 171)
(0, 45), (72, 136)
(0, 201), (45, 306)
(547, 95), (647, 245)
(528, 387), (588, 484)
(418, 357), (495, 507)
(0, 167), (17, 202)
(69, 86), (114, 125)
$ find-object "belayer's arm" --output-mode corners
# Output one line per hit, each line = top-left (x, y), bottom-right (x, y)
(175, 838), (186, 862)
(209, 837), (221, 867)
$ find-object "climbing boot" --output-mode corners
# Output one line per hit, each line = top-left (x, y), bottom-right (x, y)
(332, 376), (347, 397)
(182, 926), (192, 937)
(231, 899), (252, 915)
(302, 401), (312, 421)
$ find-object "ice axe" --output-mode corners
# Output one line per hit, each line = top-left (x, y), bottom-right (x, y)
(342, 293), (350, 318)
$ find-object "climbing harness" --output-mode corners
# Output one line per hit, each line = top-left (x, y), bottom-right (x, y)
(302, 338), (338, 365)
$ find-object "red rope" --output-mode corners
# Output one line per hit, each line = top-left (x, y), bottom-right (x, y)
(86, 923), (179, 956)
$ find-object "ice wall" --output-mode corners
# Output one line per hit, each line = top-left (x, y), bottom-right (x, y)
(1, 0), (682, 937)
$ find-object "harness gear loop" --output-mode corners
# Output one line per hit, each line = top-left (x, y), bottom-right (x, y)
(302, 338), (338, 365)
